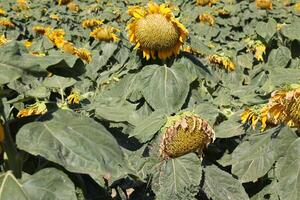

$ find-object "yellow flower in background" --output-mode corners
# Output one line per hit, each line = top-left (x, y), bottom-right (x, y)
(199, 12), (215, 26)
(90, 26), (120, 42)
(50, 13), (60, 21)
(75, 48), (92, 63)
(24, 40), (33, 48)
(67, 2), (79, 12)
(245, 38), (266, 62)
(0, 18), (14, 27)
(160, 112), (215, 160)
(62, 41), (77, 54)
(0, 34), (10, 45)
(208, 54), (235, 71)
(0, 8), (6, 16)
(17, 0), (29, 10)
(67, 90), (81, 104)
(81, 19), (104, 29)
(58, 0), (72, 5)
(214, 8), (230, 17)
(295, 2), (300, 12)
(127, 2), (188, 60)
(256, 0), (272, 10)
(196, 0), (218, 6)
(45, 28), (65, 48)
(254, 43), (266, 62)
(17, 102), (47, 118)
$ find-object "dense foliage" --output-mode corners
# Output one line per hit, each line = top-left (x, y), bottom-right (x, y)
(0, 0), (299, 199)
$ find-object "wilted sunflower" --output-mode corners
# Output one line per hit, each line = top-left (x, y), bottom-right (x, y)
(208, 54), (235, 71)
(81, 19), (103, 29)
(67, 90), (81, 104)
(90, 26), (119, 42)
(75, 48), (92, 63)
(17, 102), (47, 118)
(159, 112), (215, 160)
(241, 85), (300, 130)
(127, 2), (188, 60)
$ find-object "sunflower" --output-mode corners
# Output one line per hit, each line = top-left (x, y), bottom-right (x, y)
(90, 26), (119, 42)
(17, 102), (47, 118)
(159, 112), (215, 160)
(127, 2), (188, 60)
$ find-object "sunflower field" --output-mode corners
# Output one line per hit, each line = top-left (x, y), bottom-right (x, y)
(0, 0), (300, 199)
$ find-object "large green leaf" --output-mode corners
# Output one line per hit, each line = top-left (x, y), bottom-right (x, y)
(267, 46), (291, 68)
(215, 111), (245, 138)
(140, 64), (192, 113)
(282, 20), (300, 41)
(43, 76), (77, 89)
(222, 126), (297, 183)
(0, 171), (29, 200)
(202, 165), (249, 200)
(16, 110), (129, 183)
(255, 18), (276, 43)
(21, 168), (77, 200)
(152, 154), (202, 200)
(130, 110), (167, 143)
(275, 138), (300, 200)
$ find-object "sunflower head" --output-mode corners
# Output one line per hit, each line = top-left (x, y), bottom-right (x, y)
(159, 112), (215, 160)
(90, 26), (120, 42)
(127, 2), (188, 60)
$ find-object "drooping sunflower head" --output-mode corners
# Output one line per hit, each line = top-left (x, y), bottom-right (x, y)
(159, 112), (215, 160)
(127, 2), (188, 60)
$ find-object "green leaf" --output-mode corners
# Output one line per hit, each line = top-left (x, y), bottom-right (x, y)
(43, 76), (77, 89)
(237, 54), (254, 69)
(0, 171), (29, 200)
(275, 138), (300, 200)
(268, 46), (291, 68)
(21, 168), (77, 200)
(140, 64), (191, 113)
(225, 126), (297, 183)
(152, 154), (202, 200)
(202, 165), (249, 200)
(282, 20), (300, 41)
(255, 19), (276, 43)
(215, 111), (245, 138)
(130, 110), (167, 143)
(16, 110), (129, 183)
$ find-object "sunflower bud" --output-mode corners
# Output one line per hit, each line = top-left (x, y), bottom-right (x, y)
(159, 112), (215, 160)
